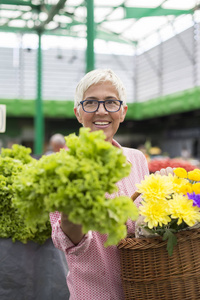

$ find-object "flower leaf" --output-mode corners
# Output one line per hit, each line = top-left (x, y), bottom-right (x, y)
(163, 229), (177, 256)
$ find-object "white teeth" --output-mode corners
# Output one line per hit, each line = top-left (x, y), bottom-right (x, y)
(94, 122), (109, 125)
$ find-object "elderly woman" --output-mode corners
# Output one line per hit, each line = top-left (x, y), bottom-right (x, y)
(50, 69), (154, 299)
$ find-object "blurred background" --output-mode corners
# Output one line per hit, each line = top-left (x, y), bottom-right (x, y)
(0, 0), (200, 169)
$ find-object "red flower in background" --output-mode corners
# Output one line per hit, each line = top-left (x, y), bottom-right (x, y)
(148, 158), (197, 173)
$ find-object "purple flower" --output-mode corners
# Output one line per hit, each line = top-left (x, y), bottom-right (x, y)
(187, 192), (200, 208)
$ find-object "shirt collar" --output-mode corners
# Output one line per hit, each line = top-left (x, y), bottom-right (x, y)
(112, 139), (131, 164)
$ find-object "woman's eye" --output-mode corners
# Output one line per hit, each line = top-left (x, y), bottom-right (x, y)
(107, 100), (118, 105)
(85, 100), (96, 105)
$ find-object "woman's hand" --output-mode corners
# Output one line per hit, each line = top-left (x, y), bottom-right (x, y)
(60, 212), (84, 245)
(155, 167), (174, 176)
(131, 167), (175, 202)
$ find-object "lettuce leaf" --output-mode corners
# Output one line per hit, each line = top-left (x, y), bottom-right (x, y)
(0, 145), (51, 244)
(13, 128), (139, 246)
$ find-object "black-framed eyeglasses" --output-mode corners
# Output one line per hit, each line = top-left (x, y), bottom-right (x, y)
(79, 99), (123, 113)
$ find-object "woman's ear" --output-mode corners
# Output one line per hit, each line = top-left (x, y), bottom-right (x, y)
(74, 107), (83, 124)
(120, 105), (128, 123)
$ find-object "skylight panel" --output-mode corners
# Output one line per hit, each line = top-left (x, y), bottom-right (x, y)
(94, 0), (124, 6)
(9, 20), (26, 27)
(73, 6), (86, 19)
(53, 15), (72, 23)
(66, 0), (84, 5)
(39, 12), (48, 21)
(22, 12), (32, 20)
(126, 0), (163, 8)
(0, 18), (8, 26)
(106, 7), (125, 21)
(102, 19), (135, 34)
(70, 24), (87, 32)
(44, 21), (59, 30)
(127, 16), (169, 40)
(27, 20), (34, 28)
(94, 8), (115, 23)
(0, 10), (21, 19)
(163, 0), (196, 10)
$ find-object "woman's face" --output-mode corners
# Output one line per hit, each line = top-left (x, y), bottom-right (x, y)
(74, 81), (127, 143)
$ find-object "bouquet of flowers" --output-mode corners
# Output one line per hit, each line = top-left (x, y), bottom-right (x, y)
(135, 167), (200, 256)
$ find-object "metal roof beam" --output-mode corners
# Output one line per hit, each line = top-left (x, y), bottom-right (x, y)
(97, 27), (136, 45)
(34, 0), (68, 32)
(0, 0), (36, 7)
(125, 7), (193, 19)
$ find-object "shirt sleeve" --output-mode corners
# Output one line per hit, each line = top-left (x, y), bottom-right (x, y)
(134, 150), (149, 207)
(123, 148), (149, 234)
(50, 211), (92, 256)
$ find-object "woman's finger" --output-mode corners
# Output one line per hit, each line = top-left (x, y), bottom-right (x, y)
(155, 167), (174, 176)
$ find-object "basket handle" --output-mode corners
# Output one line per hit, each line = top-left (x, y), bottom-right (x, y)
(131, 191), (141, 202)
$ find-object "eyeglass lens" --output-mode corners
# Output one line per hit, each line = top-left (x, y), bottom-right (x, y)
(82, 100), (121, 112)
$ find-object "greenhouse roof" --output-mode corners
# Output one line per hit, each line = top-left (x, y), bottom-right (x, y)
(0, 0), (199, 47)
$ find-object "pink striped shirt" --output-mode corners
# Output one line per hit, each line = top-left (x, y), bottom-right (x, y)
(50, 140), (149, 300)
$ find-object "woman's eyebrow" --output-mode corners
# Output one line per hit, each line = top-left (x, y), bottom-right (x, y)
(105, 96), (118, 99)
(84, 96), (118, 100)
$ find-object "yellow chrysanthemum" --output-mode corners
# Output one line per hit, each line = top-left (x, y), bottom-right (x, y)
(170, 175), (188, 194)
(192, 183), (200, 194)
(139, 200), (171, 228)
(136, 174), (174, 202)
(179, 183), (193, 195)
(188, 169), (200, 182)
(174, 167), (188, 179)
(169, 194), (200, 226)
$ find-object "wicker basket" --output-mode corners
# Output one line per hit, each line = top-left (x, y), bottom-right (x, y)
(117, 228), (200, 300)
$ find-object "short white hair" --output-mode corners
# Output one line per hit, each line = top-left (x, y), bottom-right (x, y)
(74, 69), (127, 108)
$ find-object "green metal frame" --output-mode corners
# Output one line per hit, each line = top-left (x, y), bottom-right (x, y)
(1, 87), (200, 120)
(86, 0), (95, 72)
(34, 31), (43, 154)
(126, 87), (200, 120)
(124, 7), (193, 19)
(0, 99), (75, 118)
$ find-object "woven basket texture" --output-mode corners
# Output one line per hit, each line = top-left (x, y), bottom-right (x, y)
(117, 228), (200, 300)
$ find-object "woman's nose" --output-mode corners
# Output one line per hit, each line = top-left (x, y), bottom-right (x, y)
(96, 102), (108, 114)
